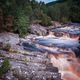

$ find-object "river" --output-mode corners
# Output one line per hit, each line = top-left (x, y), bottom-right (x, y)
(22, 23), (80, 80)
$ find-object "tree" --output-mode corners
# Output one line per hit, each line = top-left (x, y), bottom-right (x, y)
(70, 0), (80, 22)
(14, 8), (30, 37)
(40, 14), (52, 26)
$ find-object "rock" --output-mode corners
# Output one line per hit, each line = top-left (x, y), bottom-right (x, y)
(0, 50), (62, 80)
(30, 24), (47, 36)
(48, 21), (62, 29)
(4, 71), (18, 80)
(46, 63), (58, 72)
(52, 21), (62, 27)
(0, 32), (19, 45)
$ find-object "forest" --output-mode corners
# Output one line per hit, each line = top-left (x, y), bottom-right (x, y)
(0, 0), (80, 36)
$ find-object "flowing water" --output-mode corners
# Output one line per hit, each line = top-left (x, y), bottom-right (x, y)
(22, 23), (80, 80)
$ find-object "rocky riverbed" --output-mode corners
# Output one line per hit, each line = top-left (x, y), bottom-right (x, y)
(0, 23), (80, 80)
(0, 33), (62, 80)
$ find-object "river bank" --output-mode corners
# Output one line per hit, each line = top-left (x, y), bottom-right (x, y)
(0, 23), (80, 80)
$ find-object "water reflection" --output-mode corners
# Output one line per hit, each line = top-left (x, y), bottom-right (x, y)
(22, 37), (80, 56)
(35, 38), (80, 48)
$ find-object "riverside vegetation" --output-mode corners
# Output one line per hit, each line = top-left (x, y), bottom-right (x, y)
(0, 0), (80, 36)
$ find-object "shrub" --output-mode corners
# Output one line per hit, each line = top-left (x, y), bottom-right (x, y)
(40, 14), (52, 26)
(14, 8), (30, 37)
(61, 17), (70, 23)
(0, 59), (11, 77)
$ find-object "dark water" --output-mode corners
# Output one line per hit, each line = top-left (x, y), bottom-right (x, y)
(72, 43), (80, 57)
(22, 42), (59, 54)
(22, 42), (43, 52)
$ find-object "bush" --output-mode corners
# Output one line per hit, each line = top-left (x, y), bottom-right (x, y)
(0, 59), (11, 77)
(14, 8), (30, 37)
(40, 14), (52, 26)
(61, 17), (71, 23)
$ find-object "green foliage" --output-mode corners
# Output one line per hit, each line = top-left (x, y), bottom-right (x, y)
(70, 0), (80, 22)
(25, 6), (32, 16)
(47, 2), (70, 23)
(14, 8), (30, 36)
(49, 4), (61, 21)
(0, 59), (11, 77)
(47, 0), (80, 23)
(0, 0), (80, 34)
(30, 8), (43, 21)
(61, 17), (70, 23)
(40, 14), (52, 26)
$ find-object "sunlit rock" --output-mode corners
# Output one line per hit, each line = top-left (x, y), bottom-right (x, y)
(0, 32), (19, 45)
(30, 24), (47, 36)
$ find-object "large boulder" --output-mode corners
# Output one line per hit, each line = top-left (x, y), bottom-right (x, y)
(30, 24), (47, 36)
(0, 32), (19, 45)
